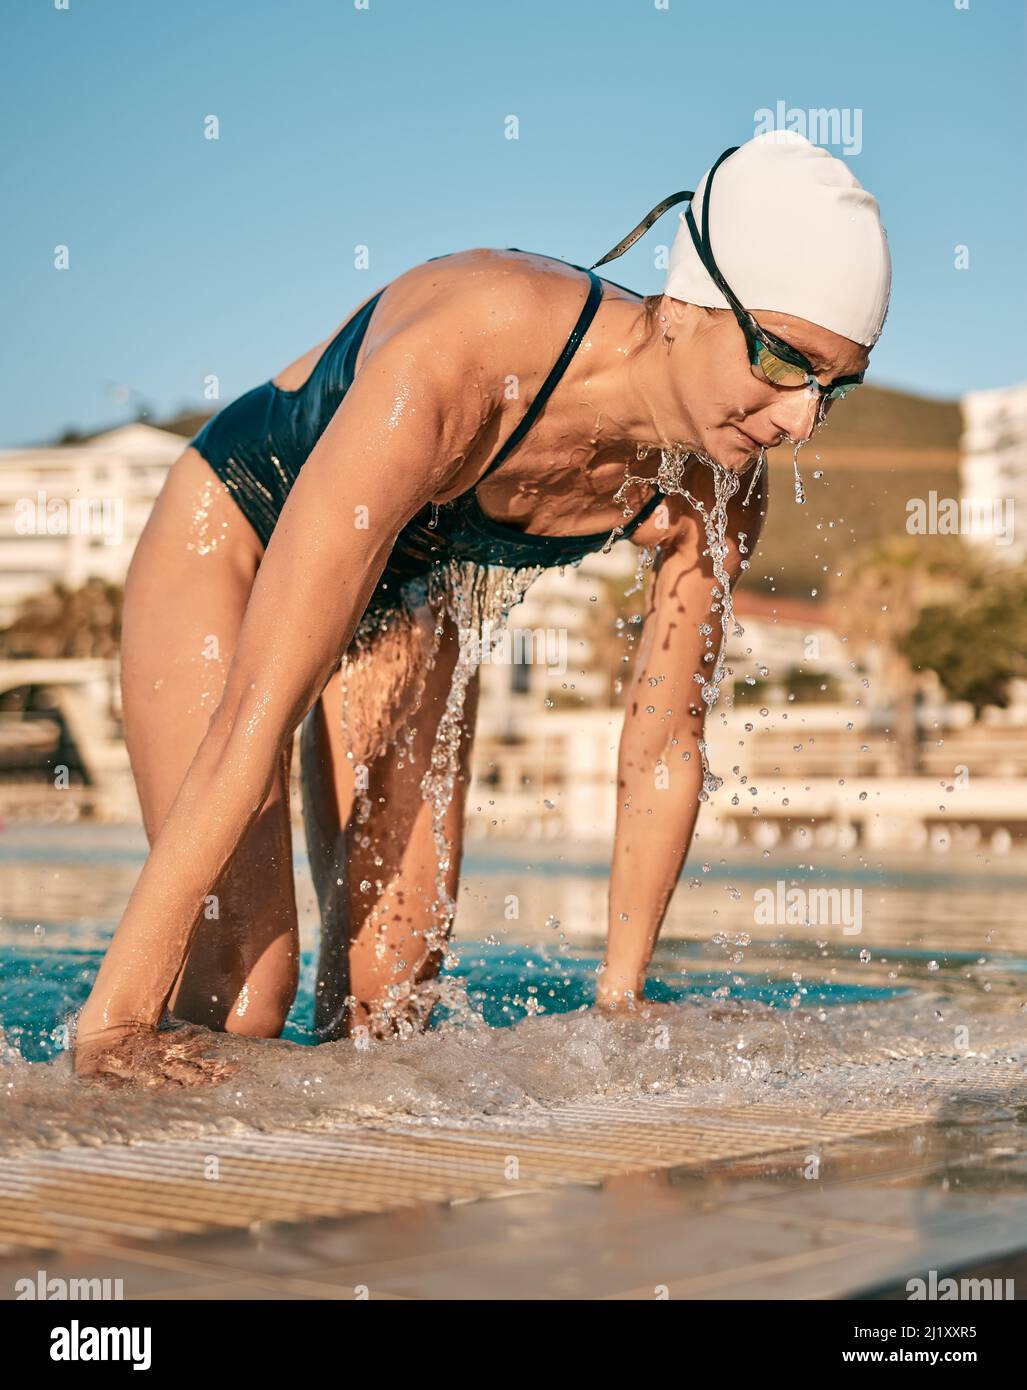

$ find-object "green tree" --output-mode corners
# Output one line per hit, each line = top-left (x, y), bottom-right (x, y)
(903, 568), (1027, 714)
(831, 536), (981, 770)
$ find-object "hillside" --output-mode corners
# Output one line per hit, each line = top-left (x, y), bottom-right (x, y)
(747, 383), (962, 599)
(805, 381), (961, 451)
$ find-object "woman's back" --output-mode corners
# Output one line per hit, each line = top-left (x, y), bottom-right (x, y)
(189, 248), (663, 602)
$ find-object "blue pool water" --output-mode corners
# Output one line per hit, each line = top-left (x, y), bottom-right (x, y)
(0, 940), (905, 1064)
(4, 828), (1026, 1152)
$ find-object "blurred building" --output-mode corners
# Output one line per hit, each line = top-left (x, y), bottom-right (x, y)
(0, 424), (185, 821)
(0, 424), (184, 625)
(960, 382), (1027, 563)
(466, 567), (864, 843)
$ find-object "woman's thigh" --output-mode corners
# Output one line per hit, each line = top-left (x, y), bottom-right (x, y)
(120, 446), (299, 1035)
(301, 600), (481, 1038)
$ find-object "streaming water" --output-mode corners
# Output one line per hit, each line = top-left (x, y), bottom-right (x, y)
(616, 443), (760, 797)
(792, 441), (807, 505)
(418, 558), (544, 962)
(334, 559), (547, 1037)
(743, 448), (767, 506)
(611, 434), (817, 794)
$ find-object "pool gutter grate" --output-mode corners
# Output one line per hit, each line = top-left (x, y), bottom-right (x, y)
(1, 1055), (1025, 1254)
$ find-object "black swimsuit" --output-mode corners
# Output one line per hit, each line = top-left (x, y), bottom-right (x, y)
(190, 251), (664, 610)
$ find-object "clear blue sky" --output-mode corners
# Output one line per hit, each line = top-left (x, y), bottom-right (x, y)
(3, 0), (1025, 445)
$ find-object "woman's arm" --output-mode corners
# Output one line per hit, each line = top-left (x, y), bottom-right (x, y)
(598, 467), (769, 1009)
(75, 314), (484, 1076)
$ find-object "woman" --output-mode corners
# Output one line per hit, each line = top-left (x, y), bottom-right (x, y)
(74, 131), (890, 1083)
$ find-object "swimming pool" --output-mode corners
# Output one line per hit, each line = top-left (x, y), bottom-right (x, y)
(1, 823), (1025, 1156)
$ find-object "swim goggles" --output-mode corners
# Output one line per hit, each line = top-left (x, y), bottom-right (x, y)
(590, 145), (864, 402)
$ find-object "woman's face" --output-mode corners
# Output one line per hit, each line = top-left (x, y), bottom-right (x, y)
(665, 299), (871, 471)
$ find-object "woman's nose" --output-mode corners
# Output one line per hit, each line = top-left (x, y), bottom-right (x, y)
(768, 387), (819, 444)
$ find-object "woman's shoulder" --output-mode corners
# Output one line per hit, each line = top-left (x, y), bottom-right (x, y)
(355, 248), (604, 391)
(370, 248), (607, 346)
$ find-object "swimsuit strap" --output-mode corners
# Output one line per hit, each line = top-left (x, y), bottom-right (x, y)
(478, 260), (603, 483)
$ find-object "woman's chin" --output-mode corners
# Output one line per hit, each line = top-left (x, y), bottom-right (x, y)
(702, 429), (757, 473)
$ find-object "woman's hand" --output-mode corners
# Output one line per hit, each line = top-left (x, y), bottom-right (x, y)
(594, 963), (646, 1014)
(74, 1022), (235, 1088)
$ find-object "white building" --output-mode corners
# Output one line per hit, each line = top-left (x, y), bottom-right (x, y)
(0, 424), (186, 624)
(960, 382), (1027, 562)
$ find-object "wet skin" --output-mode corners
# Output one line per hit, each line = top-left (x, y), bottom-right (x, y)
(73, 248), (871, 1081)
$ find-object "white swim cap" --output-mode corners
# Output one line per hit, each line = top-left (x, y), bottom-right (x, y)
(664, 131), (891, 347)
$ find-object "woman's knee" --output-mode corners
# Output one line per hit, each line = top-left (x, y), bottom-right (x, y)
(171, 909), (298, 1038)
(220, 983), (294, 1038)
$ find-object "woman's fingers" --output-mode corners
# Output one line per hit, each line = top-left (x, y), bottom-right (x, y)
(160, 1053), (234, 1087)
(594, 992), (678, 1024)
(77, 1027), (236, 1089)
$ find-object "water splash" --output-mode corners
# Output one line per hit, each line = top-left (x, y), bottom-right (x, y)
(4, 987), (1025, 1155)
(792, 441), (806, 505)
(624, 545), (656, 597)
(618, 439), (693, 499)
(680, 456), (747, 797)
(185, 474), (229, 556)
(337, 574), (441, 804)
(599, 524), (626, 556)
(791, 392), (835, 501)
(356, 559), (541, 1032)
(617, 444), (753, 797)
(743, 447), (766, 506)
